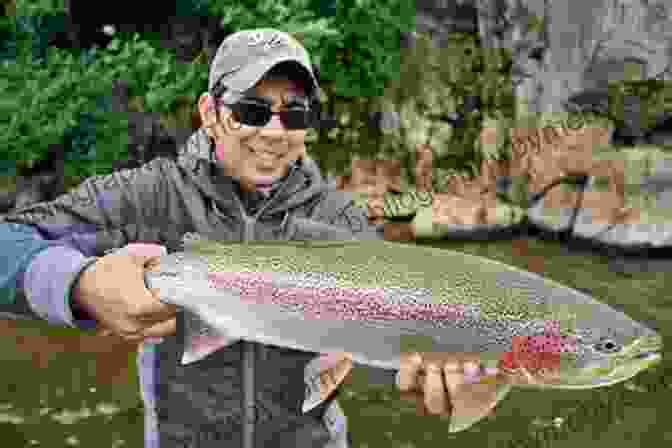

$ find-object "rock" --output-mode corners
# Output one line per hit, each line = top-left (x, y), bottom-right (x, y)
(414, 0), (479, 47)
(470, 0), (672, 144)
(367, 111), (401, 132)
(647, 114), (672, 146)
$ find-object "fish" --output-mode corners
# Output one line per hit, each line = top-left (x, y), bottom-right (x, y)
(142, 235), (663, 432)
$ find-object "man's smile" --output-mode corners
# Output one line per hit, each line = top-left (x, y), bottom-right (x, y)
(246, 145), (283, 161)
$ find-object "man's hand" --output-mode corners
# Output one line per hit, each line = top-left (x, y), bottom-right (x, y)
(73, 243), (177, 342)
(396, 352), (501, 419)
(310, 351), (502, 423)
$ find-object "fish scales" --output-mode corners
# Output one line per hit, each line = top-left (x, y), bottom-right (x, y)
(199, 241), (554, 322)
(208, 271), (465, 324)
(169, 240), (627, 353)
(144, 237), (662, 426)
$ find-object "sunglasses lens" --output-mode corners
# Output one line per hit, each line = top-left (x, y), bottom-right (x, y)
(232, 100), (311, 129)
(235, 102), (272, 126)
(281, 110), (311, 130)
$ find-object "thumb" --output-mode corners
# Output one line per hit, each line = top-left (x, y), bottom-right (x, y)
(124, 243), (167, 270)
(122, 243), (168, 258)
(141, 317), (177, 339)
(127, 252), (163, 270)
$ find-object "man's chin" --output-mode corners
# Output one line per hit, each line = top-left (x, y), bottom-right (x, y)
(251, 167), (285, 182)
(238, 168), (286, 191)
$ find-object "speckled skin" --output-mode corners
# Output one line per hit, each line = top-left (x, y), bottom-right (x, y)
(147, 238), (662, 391)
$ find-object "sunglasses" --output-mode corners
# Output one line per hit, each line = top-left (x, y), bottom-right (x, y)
(220, 96), (314, 130)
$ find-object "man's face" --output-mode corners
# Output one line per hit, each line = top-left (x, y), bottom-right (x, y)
(199, 77), (309, 192)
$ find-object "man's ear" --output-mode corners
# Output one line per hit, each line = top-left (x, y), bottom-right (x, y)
(198, 93), (217, 129)
(199, 92), (240, 138)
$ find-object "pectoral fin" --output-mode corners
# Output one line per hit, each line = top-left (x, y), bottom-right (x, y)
(179, 311), (241, 365)
(448, 382), (512, 433)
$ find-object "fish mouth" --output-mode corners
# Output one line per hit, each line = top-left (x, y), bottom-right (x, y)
(572, 333), (664, 389)
(559, 350), (662, 389)
(591, 350), (662, 387)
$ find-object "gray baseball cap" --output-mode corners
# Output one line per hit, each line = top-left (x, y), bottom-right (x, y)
(208, 29), (320, 103)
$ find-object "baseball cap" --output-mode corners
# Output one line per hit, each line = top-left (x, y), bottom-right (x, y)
(208, 29), (320, 103)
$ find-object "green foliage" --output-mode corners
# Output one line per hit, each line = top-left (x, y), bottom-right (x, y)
(1, 26), (209, 179)
(317, 0), (415, 98)
(98, 35), (209, 113)
(3, 0), (510, 183)
(13, 0), (67, 16)
(0, 11), (69, 63)
(207, 0), (415, 98)
(0, 17), (23, 61)
(1, 46), (127, 179)
(355, 31), (515, 182)
(208, 0), (340, 64)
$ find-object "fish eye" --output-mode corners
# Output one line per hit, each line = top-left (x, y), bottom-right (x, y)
(594, 339), (621, 353)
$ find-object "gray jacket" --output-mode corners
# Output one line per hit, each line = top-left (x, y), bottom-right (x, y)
(2, 127), (385, 447)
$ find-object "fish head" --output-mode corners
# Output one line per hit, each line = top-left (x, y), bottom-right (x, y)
(546, 321), (662, 390)
(502, 292), (663, 390)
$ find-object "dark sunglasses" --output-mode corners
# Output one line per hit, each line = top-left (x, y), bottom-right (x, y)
(224, 97), (314, 130)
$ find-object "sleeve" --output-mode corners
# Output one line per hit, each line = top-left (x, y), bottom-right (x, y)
(0, 157), (173, 328)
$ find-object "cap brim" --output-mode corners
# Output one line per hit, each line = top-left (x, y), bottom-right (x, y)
(222, 55), (319, 98)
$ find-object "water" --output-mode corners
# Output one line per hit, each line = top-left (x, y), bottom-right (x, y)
(0, 238), (668, 448)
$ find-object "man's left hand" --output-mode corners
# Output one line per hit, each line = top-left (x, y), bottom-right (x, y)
(316, 351), (502, 421)
(396, 352), (501, 418)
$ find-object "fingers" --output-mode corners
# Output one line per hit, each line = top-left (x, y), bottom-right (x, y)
(128, 279), (178, 324)
(397, 352), (423, 392)
(95, 288), (176, 340)
(140, 288), (178, 322)
(462, 361), (482, 384)
(122, 243), (168, 258)
(127, 253), (162, 271)
(119, 244), (166, 276)
(96, 328), (113, 337)
(441, 360), (463, 400)
(141, 317), (177, 339)
(97, 317), (177, 341)
(424, 362), (450, 415)
(397, 353), (503, 418)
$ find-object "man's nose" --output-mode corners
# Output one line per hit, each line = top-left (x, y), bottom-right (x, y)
(263, 113), (286, 129)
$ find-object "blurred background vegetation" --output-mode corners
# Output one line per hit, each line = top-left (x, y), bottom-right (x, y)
(1, 2), (672, 448)
(2, 0), (672, 190)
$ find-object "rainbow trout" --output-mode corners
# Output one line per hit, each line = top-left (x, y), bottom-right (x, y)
(143, 235), (662, 432)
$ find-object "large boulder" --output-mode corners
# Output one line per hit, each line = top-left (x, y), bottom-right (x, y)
(473, 0), (672, 128)
(413, 0), (479, 47)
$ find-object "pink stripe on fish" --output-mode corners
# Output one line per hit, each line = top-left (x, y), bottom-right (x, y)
(500, 325), (577, 372)
(207, 272), (465, 321)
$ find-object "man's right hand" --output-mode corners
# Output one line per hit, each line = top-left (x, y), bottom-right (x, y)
(72, 245), (177, 342)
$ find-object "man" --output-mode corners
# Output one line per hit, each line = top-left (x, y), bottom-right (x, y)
(0, 29), (500, 447)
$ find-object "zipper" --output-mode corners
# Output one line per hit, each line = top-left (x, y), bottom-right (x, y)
(235, 167), (298, 448)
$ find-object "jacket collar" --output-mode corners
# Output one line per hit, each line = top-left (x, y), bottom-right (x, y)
(177, 128), (331, 217)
